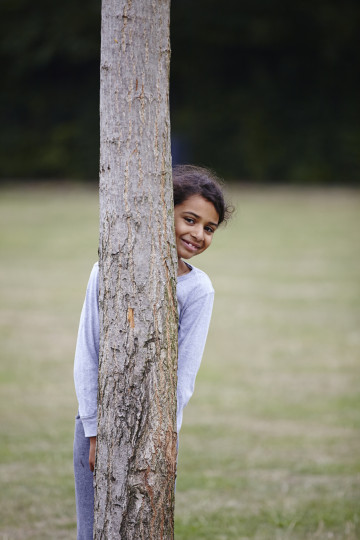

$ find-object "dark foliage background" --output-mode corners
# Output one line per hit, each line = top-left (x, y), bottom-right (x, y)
(1, 0), (359, 182)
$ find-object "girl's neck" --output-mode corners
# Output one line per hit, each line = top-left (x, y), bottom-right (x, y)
(177, 258), (191, 276)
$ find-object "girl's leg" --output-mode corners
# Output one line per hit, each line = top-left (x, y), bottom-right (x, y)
(73, 414), (94, 540)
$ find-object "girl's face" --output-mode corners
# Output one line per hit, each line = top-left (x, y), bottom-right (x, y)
(174, 195), (219, 260)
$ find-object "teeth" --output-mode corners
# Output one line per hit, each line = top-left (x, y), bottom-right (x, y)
(184, 240), (198, 249)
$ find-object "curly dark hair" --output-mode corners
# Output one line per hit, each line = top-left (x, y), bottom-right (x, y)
(172, 164), (233, 225)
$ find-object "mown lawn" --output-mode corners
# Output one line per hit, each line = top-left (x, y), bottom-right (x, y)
(0, 184), (359, 539)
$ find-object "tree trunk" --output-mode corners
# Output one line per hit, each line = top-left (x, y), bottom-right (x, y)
(94, 1), (177, 538)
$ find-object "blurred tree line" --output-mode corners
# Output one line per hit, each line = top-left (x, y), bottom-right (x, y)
(1, 0), (359, 183)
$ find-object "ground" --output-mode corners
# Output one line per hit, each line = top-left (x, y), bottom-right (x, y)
(0, 184), (359, 539)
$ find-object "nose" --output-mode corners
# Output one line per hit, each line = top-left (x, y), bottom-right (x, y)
(191, 224), (204, 241)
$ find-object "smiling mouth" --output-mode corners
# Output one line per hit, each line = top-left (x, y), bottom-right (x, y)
(181, 239), (201, 251)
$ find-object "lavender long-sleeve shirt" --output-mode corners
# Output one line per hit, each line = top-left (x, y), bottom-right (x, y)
(74, 262), (214, 437)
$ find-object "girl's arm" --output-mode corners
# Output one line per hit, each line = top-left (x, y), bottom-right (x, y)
(73, 263), (99, 438)
(74, 263), (214, 440)
(176, 290), (214, 433)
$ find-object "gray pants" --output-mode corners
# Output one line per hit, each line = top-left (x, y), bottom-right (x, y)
(74, 414), (178, 539)
(73, 414), (94, 540)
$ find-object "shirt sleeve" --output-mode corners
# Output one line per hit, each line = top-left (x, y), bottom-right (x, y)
(74, 263), (213, 437)
(73, 263), (100, 437)
(176, 290), (214, 433)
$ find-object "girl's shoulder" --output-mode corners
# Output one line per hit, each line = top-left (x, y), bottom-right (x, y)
(87, 261), (99, 276)
(87, 262), (99, 288)
(177, 264), (214, 305)
(90, 260), (213, 301)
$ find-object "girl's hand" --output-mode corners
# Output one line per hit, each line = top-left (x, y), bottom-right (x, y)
(89, 436), (97, 471)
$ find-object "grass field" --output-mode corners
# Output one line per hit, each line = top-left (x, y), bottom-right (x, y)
(0, 184), (359, 539)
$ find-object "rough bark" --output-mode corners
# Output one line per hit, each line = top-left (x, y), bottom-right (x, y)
(94, 1), (177, 538)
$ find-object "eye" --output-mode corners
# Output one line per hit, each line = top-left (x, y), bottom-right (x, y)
(184, 217), (195, 224)
(205, 226), (215, 233)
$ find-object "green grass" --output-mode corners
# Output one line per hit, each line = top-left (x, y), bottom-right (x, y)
(0, 184), (359, 539)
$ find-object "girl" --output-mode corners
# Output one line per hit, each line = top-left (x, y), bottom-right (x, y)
(73, 164), (232, 539)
